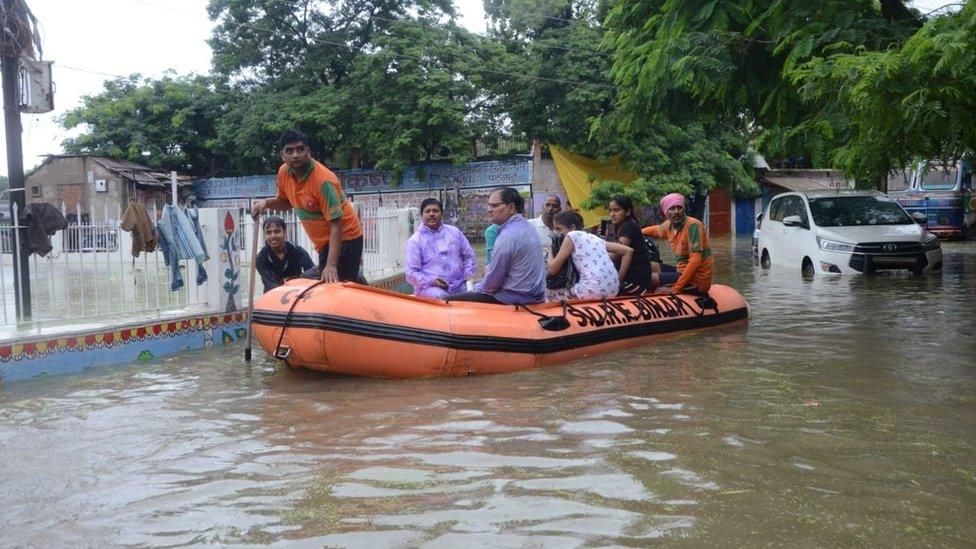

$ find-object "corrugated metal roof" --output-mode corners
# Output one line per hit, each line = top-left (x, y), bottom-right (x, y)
(87, 157), (194, 187)
(89, 156), (151, 173)
(759, 170), (853, 192)
(760, 174), (831, 192)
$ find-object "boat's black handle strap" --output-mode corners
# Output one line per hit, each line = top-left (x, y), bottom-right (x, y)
(518, 302), (571, 331)
(273, 280), (328, 365)
(669, 289), (719, 318)
(516, 303), (547, 318)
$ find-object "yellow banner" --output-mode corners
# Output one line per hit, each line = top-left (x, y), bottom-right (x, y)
(549, 145), (636, 228)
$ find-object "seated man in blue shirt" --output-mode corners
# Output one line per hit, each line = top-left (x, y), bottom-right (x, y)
(447, 187), (546, 304)
(256, 216), (315, 293)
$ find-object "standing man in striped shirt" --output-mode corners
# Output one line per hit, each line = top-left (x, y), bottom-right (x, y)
(251, 130), (366, 284)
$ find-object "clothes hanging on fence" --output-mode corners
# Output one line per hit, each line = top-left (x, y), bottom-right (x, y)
(156, 204), (208, 291)
(120, 202), (157, 257)
(18, 202), (68, 257)
(184, 206), (209, 262)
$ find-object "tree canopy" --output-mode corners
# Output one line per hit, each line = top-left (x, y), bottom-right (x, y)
(60, 74), (231, 176)
(792, 1), (976, 186)
(59, 0), (976, 194)
(205, 0), (491, 176)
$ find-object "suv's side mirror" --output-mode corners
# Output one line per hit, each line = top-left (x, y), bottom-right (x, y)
(782, 215), (803, 227)
(911, 211), (928, 225)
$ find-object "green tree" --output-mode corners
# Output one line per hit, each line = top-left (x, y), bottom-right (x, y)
(207, 0), (455, 85)
(483, 0), (756, 205)
(207, 0), (498, 176)
(583, 116), (757, 210)
(483, 0), (616, 152)
(213, 82), (353, 174)
(60, 74), (230, 176)
(792, 3), (976, 187)
(345, 21), (489, 176)
(601, 0), (922, 167)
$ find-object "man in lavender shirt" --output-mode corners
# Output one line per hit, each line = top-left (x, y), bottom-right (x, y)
(447, 187), (546, 305)
(405, 198), (477, 299)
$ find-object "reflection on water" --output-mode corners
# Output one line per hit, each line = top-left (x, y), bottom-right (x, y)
(1, 239), (975, 546)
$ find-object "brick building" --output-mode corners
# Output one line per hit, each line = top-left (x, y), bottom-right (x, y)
(24, 155), (193, 221)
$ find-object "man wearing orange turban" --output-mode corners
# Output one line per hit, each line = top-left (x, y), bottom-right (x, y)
(641, 193), (714, 294)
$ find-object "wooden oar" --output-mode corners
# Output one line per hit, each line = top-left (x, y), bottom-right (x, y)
(244, 215), (261, 361)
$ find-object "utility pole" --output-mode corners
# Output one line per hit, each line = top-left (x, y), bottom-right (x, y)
(1, 0), (31, 319)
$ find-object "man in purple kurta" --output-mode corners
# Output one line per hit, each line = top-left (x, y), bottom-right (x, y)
(405, 198), (477, 299)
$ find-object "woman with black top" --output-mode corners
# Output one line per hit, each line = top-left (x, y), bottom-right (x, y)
(606, 195), (669, 295)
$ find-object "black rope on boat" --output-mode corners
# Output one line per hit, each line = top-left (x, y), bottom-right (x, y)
(517, 302), (571, 331)
(273, 280), (328, 366)
(668, 289), (719, 318)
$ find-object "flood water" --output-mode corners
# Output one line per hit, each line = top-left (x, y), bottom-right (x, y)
(1, 238), (975, 546)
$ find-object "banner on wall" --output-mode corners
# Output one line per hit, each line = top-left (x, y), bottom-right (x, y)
(194, 175), (276, 201)
(338, 158), (532, 193)
(193, 158), (532, 204)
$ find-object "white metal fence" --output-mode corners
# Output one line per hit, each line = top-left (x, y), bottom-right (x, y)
(0, 202), (207, 329)
(0, 202), (411, 331)
(238, 204), (408, 283)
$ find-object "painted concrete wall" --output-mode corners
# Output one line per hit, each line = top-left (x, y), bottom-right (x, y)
(0, 312), (249, 384)
(0, 207), (249, 386)
(530, 158), (568, 218)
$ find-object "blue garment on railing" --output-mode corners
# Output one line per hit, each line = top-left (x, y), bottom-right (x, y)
(157, 204), (207, 290)
(185, 206), (209, 262)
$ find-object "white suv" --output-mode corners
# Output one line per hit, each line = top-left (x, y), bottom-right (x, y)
(755, 190), (943, 275)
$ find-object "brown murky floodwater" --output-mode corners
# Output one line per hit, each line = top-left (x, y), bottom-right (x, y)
(1, 238), (975, 547)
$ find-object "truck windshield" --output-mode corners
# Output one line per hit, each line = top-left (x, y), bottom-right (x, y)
(920, 168), (957, 190)
(808, 196), (913, 227)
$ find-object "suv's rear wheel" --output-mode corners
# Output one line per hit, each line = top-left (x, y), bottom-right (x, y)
(964, 222), (976, 241)
(760, 250), (771, 269)
(801, 258), (815, 278)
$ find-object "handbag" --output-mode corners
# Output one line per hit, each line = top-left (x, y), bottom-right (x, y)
(546, 234), (580, 290)
(644, 235), (662, 263)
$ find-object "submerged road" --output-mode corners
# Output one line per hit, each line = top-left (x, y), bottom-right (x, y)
(1, 238), (974, 546)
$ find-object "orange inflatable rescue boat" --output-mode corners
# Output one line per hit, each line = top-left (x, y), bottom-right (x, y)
(251, 281), (748, 378)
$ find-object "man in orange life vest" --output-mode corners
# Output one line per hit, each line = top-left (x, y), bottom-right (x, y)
(251, 130), (366, 284)
(642, 193), (714, 294)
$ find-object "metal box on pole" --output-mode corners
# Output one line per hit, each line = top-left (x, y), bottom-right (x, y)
(17, 57), (53, 113)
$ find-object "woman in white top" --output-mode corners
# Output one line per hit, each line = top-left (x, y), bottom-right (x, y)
(547, 210), (634, 301)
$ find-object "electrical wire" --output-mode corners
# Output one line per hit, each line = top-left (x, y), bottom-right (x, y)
(59, 64), (131, 79)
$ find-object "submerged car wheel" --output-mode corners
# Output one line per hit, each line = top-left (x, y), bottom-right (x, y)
(801, 258), (815, 278)
(760, 250), (771, 269)
(965, 223), (976, 241)
(911, 260), (925, 276)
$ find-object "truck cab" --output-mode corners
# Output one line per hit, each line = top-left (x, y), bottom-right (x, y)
(890, 160), (974, 239)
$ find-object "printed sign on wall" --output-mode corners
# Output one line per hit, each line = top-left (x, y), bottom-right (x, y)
(194, 176), (277, 200)
(192, 158), (532, 202)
